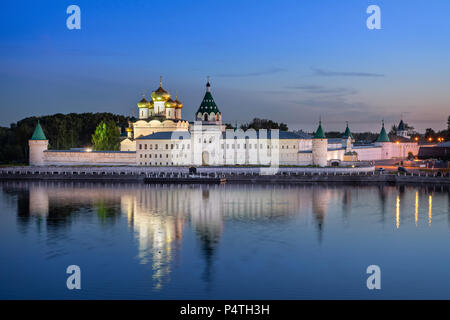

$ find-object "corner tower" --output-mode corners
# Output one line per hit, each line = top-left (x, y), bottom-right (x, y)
(312, 121), (328, 167)
(376, 120), (391, 159)
(28, 120), (48, 166)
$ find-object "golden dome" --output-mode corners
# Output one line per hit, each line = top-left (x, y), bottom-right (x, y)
(175, 93), (183, 109)
(151, 77), (171, 102)
(165, 98), (176, 108)
(137, 96), (150, 108)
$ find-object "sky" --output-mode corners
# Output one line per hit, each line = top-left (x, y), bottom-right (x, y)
(0, 0), (449, 133)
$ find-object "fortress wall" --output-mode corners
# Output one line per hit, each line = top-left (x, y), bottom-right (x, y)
(354, 146), (382, 161)
(43, 150), (136, 166)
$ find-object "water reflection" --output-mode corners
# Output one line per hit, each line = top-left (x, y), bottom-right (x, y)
(1, 181), (449, 292)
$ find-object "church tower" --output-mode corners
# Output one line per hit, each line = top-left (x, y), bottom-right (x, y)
(195, 78), (222, 124)
(28, 120), (48, 166)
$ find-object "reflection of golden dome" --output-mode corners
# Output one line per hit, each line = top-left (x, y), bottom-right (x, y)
(165, 98), (176, 108)
(151, 77), (171, 102)
(137, 96), (150, 108)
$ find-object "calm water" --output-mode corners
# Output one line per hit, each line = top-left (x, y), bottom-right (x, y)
(0, 181), (449, 299)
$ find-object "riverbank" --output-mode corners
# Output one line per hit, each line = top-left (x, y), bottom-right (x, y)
(0, 166), (449, 184)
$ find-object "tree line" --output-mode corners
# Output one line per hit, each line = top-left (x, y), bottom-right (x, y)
(0, 113), (129, 164)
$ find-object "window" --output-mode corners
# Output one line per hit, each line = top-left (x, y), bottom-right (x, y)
(149, 154), (152, 158)
(155, 144), (158, 150)
(139, 144), (142, 150)
(144, 144), (147, 149)
(150, 144), (153, 150)
(166, 144), (168, 149)
(160, 154), (162, 158)
(166, 154), (168, 158)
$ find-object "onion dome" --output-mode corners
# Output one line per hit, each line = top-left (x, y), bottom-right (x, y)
(126, 121), (133, 132)
(165, 97), (176, 108)
(313, 121), (326, 139)
(377, 120), (390, 142)
(137, 94), (150, 108)
(151, 76), (171, 102)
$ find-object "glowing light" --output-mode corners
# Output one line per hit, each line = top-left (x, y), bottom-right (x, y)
(414, 137), (419, 141)
(396, 141), (400, 145)
(86, 148), (92, 152)
(396, 195), (400, 229)
(428, 195), (432, 226)
(415, 191), (418, 227)
(428, 137), (433, 142)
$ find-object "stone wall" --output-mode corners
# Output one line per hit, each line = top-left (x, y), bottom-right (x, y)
(43, 150), (136, 166)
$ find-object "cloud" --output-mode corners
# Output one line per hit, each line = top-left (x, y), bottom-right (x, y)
(312, 68), (385, 77)
(285, 85), (358, 96)
(215, 67), (286, 78)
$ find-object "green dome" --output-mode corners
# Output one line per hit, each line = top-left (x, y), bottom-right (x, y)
(313, 121), (326, 139)
(30, 121), (47, 140)
(377, 122), (390, 142)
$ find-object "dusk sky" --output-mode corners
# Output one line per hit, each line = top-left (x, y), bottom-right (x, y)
(1, 0), (449, 132)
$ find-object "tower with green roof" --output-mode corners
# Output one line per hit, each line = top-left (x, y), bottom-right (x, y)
(195, 78), (222, 124)
(376, 120), (392, 159)
(396, 119), (410, 138)
(312, 120), (328, 167)
(342, 122), (354, 140)
(376, 120), (390, 143)
(29, 120), (49, 166)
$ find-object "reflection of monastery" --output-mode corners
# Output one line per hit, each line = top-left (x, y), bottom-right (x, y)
(7, 181), (445, 289)
(29, 78), (419, 167)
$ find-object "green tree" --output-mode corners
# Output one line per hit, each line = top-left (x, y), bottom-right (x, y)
(92, 120), (120, 151)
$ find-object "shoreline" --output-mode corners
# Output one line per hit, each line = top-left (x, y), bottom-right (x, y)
(0, 171), (448, 185)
